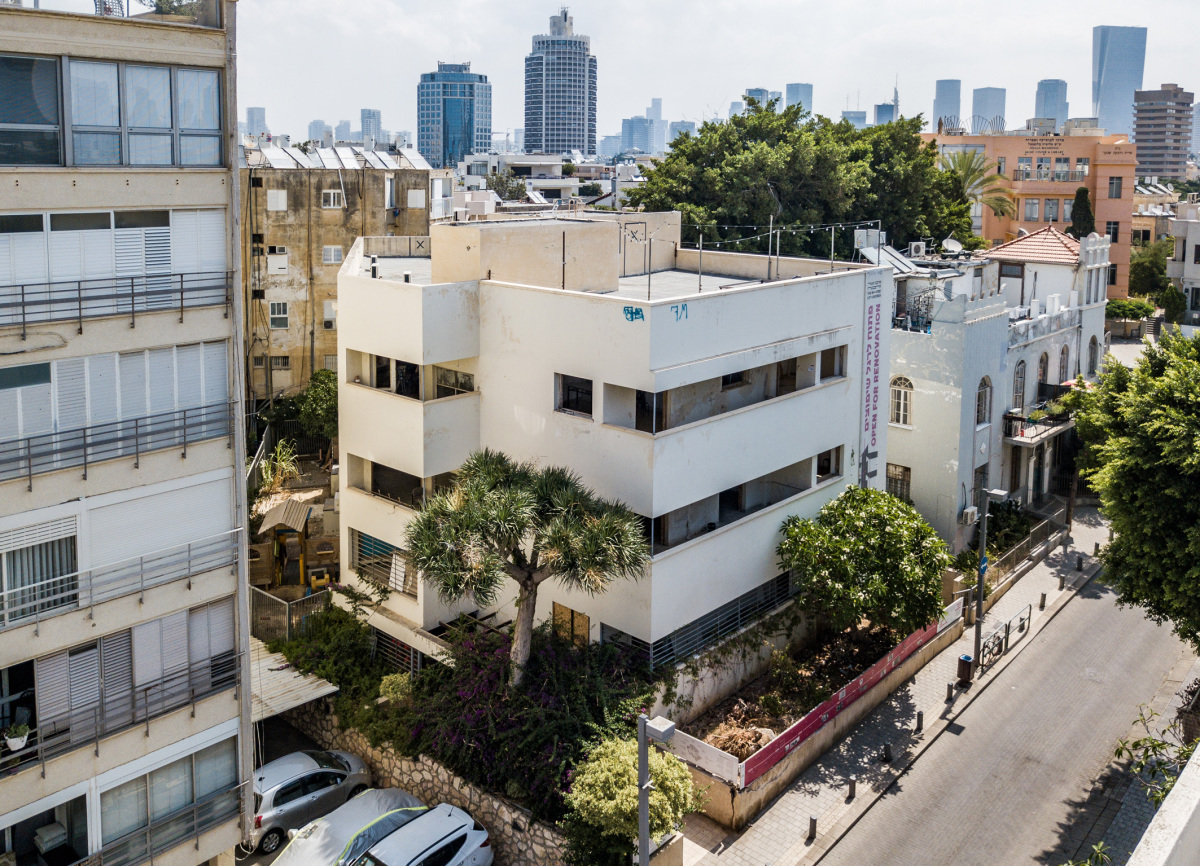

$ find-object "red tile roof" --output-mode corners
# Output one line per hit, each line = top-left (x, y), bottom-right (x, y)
(985, 226), (1080, 265)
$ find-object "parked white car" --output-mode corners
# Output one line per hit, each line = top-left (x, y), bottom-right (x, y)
(274, 788), (426, 866)
(250, 750), (372, 853)
(349, 803), (492, 866)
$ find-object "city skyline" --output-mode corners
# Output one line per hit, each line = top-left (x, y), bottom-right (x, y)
(238, 1), (1196, 145)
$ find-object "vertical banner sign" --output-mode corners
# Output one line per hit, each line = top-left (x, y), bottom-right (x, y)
(859, 276), (884, 487)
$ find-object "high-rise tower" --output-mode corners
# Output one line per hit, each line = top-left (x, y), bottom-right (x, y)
(1092, 25), (1147, 136)
(932, 79), (961, 130)
(417, 62), (492, 169)
(1035, 79), (1069, 128)
(523, 8), (597, 154)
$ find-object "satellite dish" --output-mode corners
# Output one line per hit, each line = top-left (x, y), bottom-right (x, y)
(1017, 228), (1030, 237)
(942, 238), (963, 253)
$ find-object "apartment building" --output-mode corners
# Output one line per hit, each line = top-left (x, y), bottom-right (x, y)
(925, 130), (1136, 298)
(885, 228), (1109, 552)
(335, 212), (892, 670)
(457, 153), (580, 201)
(241, 143), (450, 402)
(0, 2), (249, 864)
(1133, 84), (1195, 180)
(523, 9), (597, 155)
(1167, 194), (1200, 323)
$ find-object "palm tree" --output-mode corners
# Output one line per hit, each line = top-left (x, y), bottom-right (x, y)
(940, 149), (1016, 219)
(406, 449), (648, 687)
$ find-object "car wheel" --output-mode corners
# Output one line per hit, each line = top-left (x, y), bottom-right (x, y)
(348, 784), (368, 799)
(258, 828), (284, 854)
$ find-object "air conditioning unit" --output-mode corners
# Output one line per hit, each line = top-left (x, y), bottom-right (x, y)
(323, 319), (335, 330)
(960, 506), (979, 526)
(908, 241), (926, 258)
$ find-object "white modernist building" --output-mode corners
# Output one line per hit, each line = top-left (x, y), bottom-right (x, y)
(336, 214), (893, 669)
(885, 227), (1110, 552)
(1168, 194), (1200, 322)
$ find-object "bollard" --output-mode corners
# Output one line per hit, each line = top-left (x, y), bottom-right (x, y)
(1095, 542), (1101, 555)
(1076, 554), (1083, 572)
(915, 711), (924, 734)
(1058, 574), (1066, 591)
(1040, 592), (1047, 610)
(848, 776), (857, 800)
(882, 742), (893, 763)
(946, 681), (954, 702)
(808, 815), (817, 841)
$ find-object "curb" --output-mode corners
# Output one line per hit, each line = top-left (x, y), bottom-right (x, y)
(782, 561), (1104, 866)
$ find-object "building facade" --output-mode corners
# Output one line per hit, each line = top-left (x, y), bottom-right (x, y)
(1133, 84), (1195, 180)
(786, 83), (813, 112)
(307, 119), (329, 143)
(887, 228), (1109, 552)
(620, 116), (652, 154)
(1167, 195), (1200, 322)
(925, 130), (1137, 297)
(523, 9), (596, 155)
(335, 213), (892, 670)
(1034, 80), (1069, 129)
(841, 110), (867, 130)
(933, 79), (961, 130)
(246, 106), (267, 139)
(361, 109), (382, 146)
(416, 62), (492, 170)
(874, 103), (895, 125)
(458, 153), (580, 201)
(241, 144), (447, 402)
(1092, 25), (1147, 137)
(972, 87), (1007, 132)
(0, 2), (251, 863)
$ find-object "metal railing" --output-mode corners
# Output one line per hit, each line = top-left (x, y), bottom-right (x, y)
(245, 424), (275, 491)
(988, 517), (1063, 587)
(250, 587), (332, 643)
(0, 651), (242, 781)
(979, 604), (1033, 667)
(0, 271), (232, 340)
(0, 400), (234, 489)
(1009, 168), (1089, 182)
(0, 528), (240, 634)
(1008, 307), (1081, 346)
(1002, 410), (1072, 443)
(3, 0), (222, 29)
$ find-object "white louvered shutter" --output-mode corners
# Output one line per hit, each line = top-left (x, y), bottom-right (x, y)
(210, 597), (235, 656)
(0, 237), (14, 328)
(118, 351), (146, 419)
(175, 343), (202, 409)
(147, 347), (175, 414)
(170, 210), (199, 275)
(0, 516), (76, 554)
(68, 644), (101, 743)
(88, 354), (118, 426)
(113, 229), (144, 277)
(197, 210), (226, 273)
(188, 603), (212, 694)
(131, 620), (163, 686)
(36, 650), (71, 731)
(202, 341), (228, 405)
(54, 357), (87, 432)
(144, 226), (173, 308)
(12, 232), (48, 284)
(101, 630), (133, 731)
(48, 231), (83, 282)
(81, 229), (114, 280)
(0, 389), (17, 442)
(87, 476), (232, 567)
(161, 610), (189, 708)
(21, 383), (53, 436)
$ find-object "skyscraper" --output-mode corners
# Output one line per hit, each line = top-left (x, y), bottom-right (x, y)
(335, 119), (351, 141)
(932, 79), (961, 130)
(744, 87), (770, 106)
(728, 101), (745, 118)
(307, 119), (329, 142)
(785, 83), (813, 112)
(1092, 25), (1147, 136)
(524, 8), (597, 154)
(247, 105), (268, 138)
(361, 108), (382, 144)
(646, 98), (666, 154)
(1133, 83), (1194, 179)
(1034, 79), (1069, 128)
(971, 87), (1006, 132)
(841, 110), (867, 130)
(874, 102), (895, 125)
(668, 120), (697, 144)
(769, 90), (782, 105)
(620, 116), (652, 153)
(417, 61), (492, 169)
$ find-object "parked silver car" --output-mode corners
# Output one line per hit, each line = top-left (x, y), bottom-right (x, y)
(251, 750), (372, 854)
(350, 803), (492, 866)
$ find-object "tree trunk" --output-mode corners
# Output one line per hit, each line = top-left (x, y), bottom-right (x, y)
(509, 580), (539, 688)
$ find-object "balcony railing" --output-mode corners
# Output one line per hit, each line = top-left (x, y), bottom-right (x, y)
(1, 0), (222, 29)
(1008, 308), (1080, 346)
(0, 271), (232, 340)
(1003, 410), (1073, 443)
(0, 400), (234, 489)
(88, 782), (243, 866)
(0, 529), (240, 634)
(0, 650), (242, 781)
(1009, 168), (1089, 182)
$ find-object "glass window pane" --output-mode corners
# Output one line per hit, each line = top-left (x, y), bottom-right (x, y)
(180, 135), (220, 166)
(129, 133), (173, 165)
(177, 69), (219, 130)
(126, 66), (172, 128)
(72, 132), (121, 164)
(194, 738), (237, 799)
(0, 55), (59, 125)
(101, 776), (149, 844)
(0, 129), (60, 166)
(149, 755), (194, 820)
(70, 61), (120, 128)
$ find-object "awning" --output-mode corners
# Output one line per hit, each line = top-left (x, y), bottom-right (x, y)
(249, 637), (338, 722)
(257, 498), (312, 537)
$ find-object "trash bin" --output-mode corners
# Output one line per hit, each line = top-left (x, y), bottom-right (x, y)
(957, 654), (974, 682)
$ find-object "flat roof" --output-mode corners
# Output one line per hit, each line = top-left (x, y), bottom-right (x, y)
(364, 256), (434, 284)
(609, 269), (753, 302)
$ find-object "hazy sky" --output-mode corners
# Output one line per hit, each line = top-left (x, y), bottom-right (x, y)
(238, 0), (1198, 142)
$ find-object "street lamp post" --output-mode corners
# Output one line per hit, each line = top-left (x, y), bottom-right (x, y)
(638, 714), (676, 866)
(974, 488), (1008, 670)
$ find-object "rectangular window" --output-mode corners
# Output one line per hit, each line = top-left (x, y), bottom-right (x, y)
(1108, 176), (1123, 199)
(816, 446), (842, 483)
(1044, 199), (1059, 222)
(0, 54), (62, 165)
(350, 528), (415, 595)
(820, 346), (844, 380)
(321, 190), (345, 209)
(557, 373), (593, 417)
(267, 252), (287, 275)
(1063, 198), (1074, 223)
(268, 301), (288, 329)
(1108, 264), (1117, 286)
(1024, 198), (1039, 221)
(0, 362), (51, 391)
(269, 356), (290, 370)
(385, 176), (396, 209)
(252, 356), (265, 369)
(70, 61), (121, 165)
(553, 602), (590, 647)
(323, 299), (336, 330)
(1106, 221), (1119, 244)
(1076, 158), (1090, 175)
(720, 371), (745, 389)
(322, 246), (343, 265)
(434, 367), (474, 398)
(886, 464), (911, 502)
(266, 190), (287, 211)
(996, 157), (1006, 175)
(973, 464), (989, 509)
(324, 354), (337, 372)
(1194, 245), (1200, 265)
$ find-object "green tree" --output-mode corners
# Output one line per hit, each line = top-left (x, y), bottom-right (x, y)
(562, 162), (576, 176)
(485, 170), (527, 201)
(939, 149), (1016, 218)
(1128, 238), (1173, 299)
(1067, 187), (1096, 238)
(1069, 334), (1200, 650)
(405, 450), (648, 686)
(777, 486), (950, 638)
(1162, 284), (1187, 323)
(297, 368), (338, 441)
(562, 738), (703, 865)
(578, 182), (603, 197)
(1115, 706), (1198, 809)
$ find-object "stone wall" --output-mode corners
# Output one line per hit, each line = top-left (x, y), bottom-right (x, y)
(282, 701), (568, 866)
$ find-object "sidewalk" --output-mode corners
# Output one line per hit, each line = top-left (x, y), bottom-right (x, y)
(682, 506), (1111, 866)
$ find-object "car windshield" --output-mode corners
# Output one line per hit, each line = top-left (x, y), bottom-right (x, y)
(304, 750), (350, 771)
(351, 855), (386, 866)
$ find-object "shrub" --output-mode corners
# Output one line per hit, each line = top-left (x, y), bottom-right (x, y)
(1106, 298), (1155, 320)
(769, 649), (803, 695)
(379, 672), (412, 705)
(760, 692), (785, 717)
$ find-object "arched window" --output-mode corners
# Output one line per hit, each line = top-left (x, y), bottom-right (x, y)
(975, 377), (992, 425)
(1058, 345), (1070, 383)
(890, 376), (913, 426)
(1037, 352), (1049, 384)
(1013, 360), (1026, 410)
(1088, 336), (1099, 375)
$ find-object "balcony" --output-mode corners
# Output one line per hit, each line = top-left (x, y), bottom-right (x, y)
(1003, 409), (1074, 446)
(340, 384), (478, 478)
(86, 782), (242, 866)
(0, 529), (239, 634)
(1008, 307), (1080, 347)
(0, 400), (233, 488)
(1009, 168), (1089, 183)
(0, 271), (232, 340)
(1, 0), (222, 28)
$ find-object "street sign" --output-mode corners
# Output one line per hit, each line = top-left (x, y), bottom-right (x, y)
(979, 555), (989, 575)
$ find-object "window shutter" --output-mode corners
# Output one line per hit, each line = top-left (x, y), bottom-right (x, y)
(144, 227), (171, 275)
(36, 650), (71, 732)
(0, 516), (76, 554)
(68, 644), (101, 743)
(48, 232), (84, 282)
(81, 228), (114, 280)
(197, 210), (226, 273)
(209, 597), (235, 656)
(118, 351), (147, 419)
(170, 210), (199, 275)
(88, 353), (118, 425)
(0, 389), (17, 443)
(132, 620), (163, 687)
(12, 232), (48, 284)
(202, 341), (228, 405)
(113, 229), (145, 277)
(54, 357), (88, 432)
(21, 382), (53, 436)
(175, 343), (202, 409)
(101, 630), (133, 732)
(147, 347), (175, 414)
(188, 604), (210, 665)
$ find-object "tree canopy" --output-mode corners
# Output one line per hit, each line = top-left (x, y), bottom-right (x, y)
(406, 449), (648, 685)
(1068, 334), (1200, 651)
(297, 367), (338, 441)
(777, 486), (950, 638)
(1129, 238), (1173, 301)
(1067, 187), (1095, 238)
(624, 102), (974, 255)
(940, 149), (1015, 219)
(485, 170), (528, 202)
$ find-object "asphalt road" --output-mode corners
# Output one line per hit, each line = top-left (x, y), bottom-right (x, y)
(821, 575), (1186, 866)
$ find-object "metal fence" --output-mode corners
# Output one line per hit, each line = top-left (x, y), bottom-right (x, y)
(988, 515), (1064, 589)
(0, 401), (234, 488)
(250, 587), (332, 643)
(246, 424), (275, 491)
(278, 418), (329, 459)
